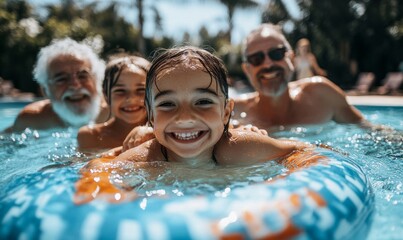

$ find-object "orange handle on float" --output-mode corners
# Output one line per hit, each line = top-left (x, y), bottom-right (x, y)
(74, 156), (136, 204)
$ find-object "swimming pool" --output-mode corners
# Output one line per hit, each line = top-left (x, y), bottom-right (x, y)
(0, 101), (33, 130)
(0, 100), (402, 239)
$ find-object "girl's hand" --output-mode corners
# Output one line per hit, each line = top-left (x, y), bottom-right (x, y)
(101, 146), (123, 157)
(122, 126), (155, 152)
(237, 124), (268, 136)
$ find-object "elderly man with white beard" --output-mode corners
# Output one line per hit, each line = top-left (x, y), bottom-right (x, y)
(5, 38), (108, 132)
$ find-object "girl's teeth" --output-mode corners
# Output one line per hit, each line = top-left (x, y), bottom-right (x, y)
(123, 107), (139, 111)
(174, 132), (199, 140)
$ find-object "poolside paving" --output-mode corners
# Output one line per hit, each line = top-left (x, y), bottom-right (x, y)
(347, 95), (403, 106)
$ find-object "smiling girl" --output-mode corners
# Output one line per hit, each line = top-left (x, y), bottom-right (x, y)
(96, 47), (307, 165)
(74, 46), (310, 203)
(77, 55), (149, 152)
(117, 46), (308, 167)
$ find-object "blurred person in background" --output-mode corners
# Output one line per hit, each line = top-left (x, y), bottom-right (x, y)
(233, 24), (364, 131)
(4, 38), (109, 132)
(294, 38), (327, 79)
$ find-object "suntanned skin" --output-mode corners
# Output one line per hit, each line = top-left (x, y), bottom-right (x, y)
(5, 55), (109, 132)
(74, 128), (309, 204)
(233, 77), (364, 130)
(235, 24), (363, 130)
(74, 128), (311, 204)
(77, 115), (142, 152)
(77, 65), (147, 151)
(9, 99), (65, 131)
(118, 25), (364, 152)
(5, 99), (109, 132)
(74, 47), (312, 204)
(114, 129), (307, 167)
(113, 62), (307, 167)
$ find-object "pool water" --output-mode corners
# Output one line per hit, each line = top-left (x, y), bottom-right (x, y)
(271, 106), (403, 240)
(0, 101), (32, 130)
(0, 103), (402, 239)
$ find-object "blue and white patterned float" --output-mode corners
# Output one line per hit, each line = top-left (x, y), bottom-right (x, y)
(0, 148), (374, 239)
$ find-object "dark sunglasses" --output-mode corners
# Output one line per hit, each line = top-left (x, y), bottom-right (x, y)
(246, 47), (287, 66)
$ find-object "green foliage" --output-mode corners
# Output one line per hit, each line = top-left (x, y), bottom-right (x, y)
(0, 0), (401, 95)
(0, 0), (174, 95)
(0, 1), (40, 93)
(262, 0), (402, 88)
(217, 0), (259, 43)
(261, 0), (290, 24)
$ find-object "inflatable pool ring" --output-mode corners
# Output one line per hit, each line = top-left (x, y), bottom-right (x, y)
(0, 148), (374, 239)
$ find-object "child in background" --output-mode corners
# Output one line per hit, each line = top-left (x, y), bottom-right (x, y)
(75, 46), (310, 203)
(77, 55), (149, 151)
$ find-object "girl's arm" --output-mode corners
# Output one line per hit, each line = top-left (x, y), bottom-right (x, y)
(122, 126), (155, 152)
(74, 139), (164, 204)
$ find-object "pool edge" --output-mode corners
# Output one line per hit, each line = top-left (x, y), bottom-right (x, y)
(347, 96), (403, 107)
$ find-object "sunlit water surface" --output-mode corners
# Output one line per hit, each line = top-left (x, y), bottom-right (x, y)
(271, 106), (403, 239)
(0, 103), (402, 239)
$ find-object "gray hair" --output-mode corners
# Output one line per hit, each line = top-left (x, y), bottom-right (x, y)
(241, 23), (292, 61)
(33, 37), (105, 94)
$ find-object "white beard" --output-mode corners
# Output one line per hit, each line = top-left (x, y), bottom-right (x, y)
(51, 89), (101, 127)
(261, 81), (289, 98)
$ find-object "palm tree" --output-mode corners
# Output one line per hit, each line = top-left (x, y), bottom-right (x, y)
(261, 0), (292, 25)
(135, 0), (146, 54)
(216, 0), (259, 43)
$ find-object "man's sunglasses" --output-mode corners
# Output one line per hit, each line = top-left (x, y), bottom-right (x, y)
(246, 47), (287, 66)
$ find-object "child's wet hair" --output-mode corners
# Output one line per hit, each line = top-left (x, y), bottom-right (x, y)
(103, 55), (150, 106)
(145, 46), (230, 133)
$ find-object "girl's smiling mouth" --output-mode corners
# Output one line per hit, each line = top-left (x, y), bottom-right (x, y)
(121, 106), (143, 112)
(170, 131), (207, 142)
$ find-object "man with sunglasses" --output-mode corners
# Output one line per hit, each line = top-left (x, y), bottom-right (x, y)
(232, 23), (364, 130)
(4, 38), (109, 132)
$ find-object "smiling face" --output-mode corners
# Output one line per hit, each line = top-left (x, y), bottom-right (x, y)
(110, 66), (147, 125)
(242, 29), (295, 98)
(46, 54), (100, 126)
(150, 65), (233, 162)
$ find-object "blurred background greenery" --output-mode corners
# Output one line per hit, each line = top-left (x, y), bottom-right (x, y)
(0, 0), (402, 96)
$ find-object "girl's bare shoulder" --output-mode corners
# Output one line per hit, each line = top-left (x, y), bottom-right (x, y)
(77, 124), (108, 149)
(77, 126), (98, 146)
(216, 129), (309, 165)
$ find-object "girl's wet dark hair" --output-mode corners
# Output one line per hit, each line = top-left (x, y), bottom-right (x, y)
(145, 46), (231, 134)
(102, 55), (150, 120)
